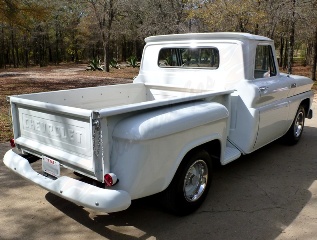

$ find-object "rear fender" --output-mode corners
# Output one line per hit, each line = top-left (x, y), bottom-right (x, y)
(111, 101), (228, 198)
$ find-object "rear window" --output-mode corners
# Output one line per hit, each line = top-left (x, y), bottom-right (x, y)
(158, 47), (219, 69)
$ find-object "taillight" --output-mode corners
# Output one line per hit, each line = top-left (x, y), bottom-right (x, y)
(104, 173), (118, 186)
(10, 139), (16, 148)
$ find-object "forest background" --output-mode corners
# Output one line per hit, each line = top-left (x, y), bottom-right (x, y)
(1, 0), (317, 79)
(1, 0), (317, 143)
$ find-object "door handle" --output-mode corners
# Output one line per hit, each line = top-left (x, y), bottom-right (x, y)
(259, 86), (268, 93)
(291, 83), (297, 88)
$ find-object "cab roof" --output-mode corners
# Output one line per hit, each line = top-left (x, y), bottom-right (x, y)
(145, 32), (272, 43)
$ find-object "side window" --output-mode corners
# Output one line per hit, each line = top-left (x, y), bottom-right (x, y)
(158, 47), (219, 69)
(254, 45), (277, 79)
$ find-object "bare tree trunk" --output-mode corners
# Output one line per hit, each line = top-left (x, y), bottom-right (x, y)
(90, 0), (115, 72)
(121, 37), (126, 62)
(254, 23), (259, 35)
(311, 27), (317, 81)
(283, 40), (289, 70)
(105, 0), (114, 72)
(60, 30), (65, 62)
(188, 18), (192, 32)
(103, 38), (110, 72)
(24, 34), (28, 68)
(74, 38), (79, 63)
(287, 0), (296, 74)
(305, 43), (311, 66)
(133, 40), (137, 57)
(15, 39), (19, 67)
(101, 29), (110, 72)
(55, 26), (59, 65)
(33, 36), (37, 65)
(39, 32), (45, 67)
(0, 26), (4, 68)
(279, 36), (284, 67)
(10, 27), (16, 68)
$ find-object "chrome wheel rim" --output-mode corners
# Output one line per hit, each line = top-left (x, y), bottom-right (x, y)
(294, 111), (304, 138)
(183, 160), (208, 202)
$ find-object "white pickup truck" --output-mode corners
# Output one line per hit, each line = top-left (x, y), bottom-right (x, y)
(3, 32), (314, 215)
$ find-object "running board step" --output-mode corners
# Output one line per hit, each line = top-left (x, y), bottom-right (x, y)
(222, 146), (241, 165)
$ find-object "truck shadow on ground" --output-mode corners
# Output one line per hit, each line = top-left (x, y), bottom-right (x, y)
(44, 126), (317, 240)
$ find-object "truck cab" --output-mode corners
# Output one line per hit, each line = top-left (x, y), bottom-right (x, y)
(135, 32), (313, 155)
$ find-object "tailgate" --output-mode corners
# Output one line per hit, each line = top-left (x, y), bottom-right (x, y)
(10, 97), (106, 179)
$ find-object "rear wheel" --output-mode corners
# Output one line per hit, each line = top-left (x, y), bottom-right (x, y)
(161, 150), (212, 215)
(284, 105), (306, 145)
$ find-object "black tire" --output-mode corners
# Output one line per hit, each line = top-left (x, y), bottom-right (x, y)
(161, 149), (212, 216)
(284, 105), (306, 145)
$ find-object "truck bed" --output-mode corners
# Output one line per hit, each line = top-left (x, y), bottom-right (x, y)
(11, 83), (214, 110)
(9, 82), (232, 180)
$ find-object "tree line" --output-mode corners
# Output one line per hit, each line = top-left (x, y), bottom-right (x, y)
(0, 0), (317, 79)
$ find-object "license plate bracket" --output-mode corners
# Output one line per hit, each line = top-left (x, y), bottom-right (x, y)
(42, 156), (60, 178)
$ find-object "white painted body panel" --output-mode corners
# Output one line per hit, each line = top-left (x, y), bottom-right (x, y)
(3, 32), (314, 212)
(136, 41), (244, 91)
(111, 102), (229, 198)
